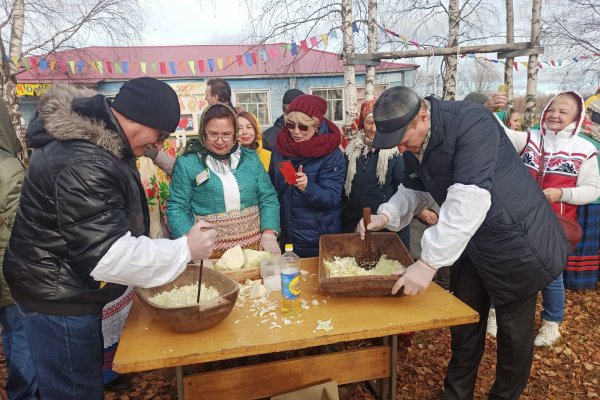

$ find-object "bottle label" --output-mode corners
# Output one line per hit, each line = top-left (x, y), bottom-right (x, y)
(281, 269), (300, 300)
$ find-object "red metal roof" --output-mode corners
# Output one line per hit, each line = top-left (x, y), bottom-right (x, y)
(16, 43), (418, 83)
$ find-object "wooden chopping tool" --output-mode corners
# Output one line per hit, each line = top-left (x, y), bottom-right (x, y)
(355, 207), (381, 269)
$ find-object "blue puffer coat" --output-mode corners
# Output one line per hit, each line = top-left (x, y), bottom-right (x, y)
(270, 123), (346, 258)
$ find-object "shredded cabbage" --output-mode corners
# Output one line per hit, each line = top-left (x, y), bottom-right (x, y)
(148, 283), (220, 307)
(324, 255), (404, 277)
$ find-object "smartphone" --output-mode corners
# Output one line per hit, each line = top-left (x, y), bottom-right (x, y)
(276, 160), (297, 185)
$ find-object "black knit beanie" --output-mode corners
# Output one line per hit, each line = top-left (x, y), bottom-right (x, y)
(112, 77), (181, 132)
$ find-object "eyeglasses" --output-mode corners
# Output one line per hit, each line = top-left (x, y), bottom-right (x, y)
(205, 132), (235, 142)
(285, 121), (314, 132)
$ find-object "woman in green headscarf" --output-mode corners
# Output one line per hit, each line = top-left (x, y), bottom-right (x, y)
(166, 104), (281, 257)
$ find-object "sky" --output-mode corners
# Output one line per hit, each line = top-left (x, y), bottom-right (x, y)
(138, 0), (596, 96)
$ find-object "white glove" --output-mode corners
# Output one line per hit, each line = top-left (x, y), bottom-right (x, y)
(391, 259), (436, 295)
(259, 232), (281, 255)
(185, 220), (218, 260)
(358, 213), (389, 239)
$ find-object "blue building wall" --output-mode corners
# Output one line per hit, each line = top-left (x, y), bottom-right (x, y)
(19, 69), (415, 128)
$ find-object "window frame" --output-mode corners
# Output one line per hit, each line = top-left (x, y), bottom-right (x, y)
(309, 87), (345, 123)
(233, 89), (271, 127)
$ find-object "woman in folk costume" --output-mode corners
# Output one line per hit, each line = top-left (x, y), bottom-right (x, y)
(103, 140), (177, 390)
(167, 104), (281, 256)
(237, 110), (271, 171)
(270, 94), (346, 258)
(563, 96), (600, 290)
(491, 91), (600, 346)
(342, 100), (411, 248)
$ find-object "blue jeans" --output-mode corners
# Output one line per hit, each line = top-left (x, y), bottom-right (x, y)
(541, 273), (565, 322)
(18, 305), (104, 400)
(0, 305), (38, 399)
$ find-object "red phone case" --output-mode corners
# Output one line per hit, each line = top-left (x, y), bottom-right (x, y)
(276, 160), (297, 185)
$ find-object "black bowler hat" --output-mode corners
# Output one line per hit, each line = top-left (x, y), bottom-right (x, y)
(372, 86), (422, 149)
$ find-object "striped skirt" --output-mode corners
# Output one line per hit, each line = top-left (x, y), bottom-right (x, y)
(564, 203), (600, 290)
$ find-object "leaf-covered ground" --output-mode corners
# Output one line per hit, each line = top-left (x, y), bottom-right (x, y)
(1, 287), (598, 399)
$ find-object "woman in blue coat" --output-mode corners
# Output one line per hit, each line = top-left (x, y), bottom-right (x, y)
(270, 95), (346, 257)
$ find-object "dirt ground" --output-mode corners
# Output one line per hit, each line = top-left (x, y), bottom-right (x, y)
(1, 286), (599, 400)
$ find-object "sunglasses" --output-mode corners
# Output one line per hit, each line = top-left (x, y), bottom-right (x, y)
(285, 121), (314, 132)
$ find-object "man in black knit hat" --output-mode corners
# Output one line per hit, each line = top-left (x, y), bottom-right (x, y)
(4, 77), (218, 399)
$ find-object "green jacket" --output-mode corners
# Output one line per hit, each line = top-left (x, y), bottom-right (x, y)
(0, 99), (25, 308)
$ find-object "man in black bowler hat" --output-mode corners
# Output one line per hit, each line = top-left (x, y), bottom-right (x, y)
(358, 86), (567, 400)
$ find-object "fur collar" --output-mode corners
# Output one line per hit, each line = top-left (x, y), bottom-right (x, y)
(35, 84), (124, 157)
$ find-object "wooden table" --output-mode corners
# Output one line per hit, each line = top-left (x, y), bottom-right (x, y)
(113, 258), (478, 400)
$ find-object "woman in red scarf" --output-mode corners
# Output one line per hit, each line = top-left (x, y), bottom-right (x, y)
(269, 95), (346, 257)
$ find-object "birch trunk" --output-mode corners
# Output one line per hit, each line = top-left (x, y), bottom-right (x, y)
(365, 0), (377, 101)
(342, 0), (357, 120)
(504, 0), (515, 110)
(524, 0), (542, 130)
(442, 0), (459, 100)
(2, 0), (25, 131)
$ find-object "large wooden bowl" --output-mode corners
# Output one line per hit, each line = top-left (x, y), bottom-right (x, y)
(135, 263), (239, 333)
(318, 232), (414, 297)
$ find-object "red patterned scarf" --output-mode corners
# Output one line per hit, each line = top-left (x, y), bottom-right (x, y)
(276, 119), (342, 158)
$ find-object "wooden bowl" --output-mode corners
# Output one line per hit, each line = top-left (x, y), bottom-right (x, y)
(318, 232), (414, 297)
(135, 264), (239, 333)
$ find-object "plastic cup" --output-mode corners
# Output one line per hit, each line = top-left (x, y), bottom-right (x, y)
(260, 257), (282, 291)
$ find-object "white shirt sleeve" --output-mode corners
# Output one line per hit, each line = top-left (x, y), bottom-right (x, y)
(91, 232), (192, 288)
(377, 184), (436, 232)
(561, 155), (600, 205)
(420, 183), (491, 269)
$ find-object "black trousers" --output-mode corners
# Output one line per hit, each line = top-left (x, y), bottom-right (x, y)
(442, 254), (537, 400)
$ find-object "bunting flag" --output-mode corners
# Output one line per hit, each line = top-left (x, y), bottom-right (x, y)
(159, 62), (166, 74)
(250, 52), (258, 65)
(178, 61), (186, 73)
(30, 57), (38, 71)
(300, 40), (309, 51)
(169, 61), (176, 74)
(21, 57), (31, 70)
(310, 36), (318, 47)
(77, 60), (84, 73)
(39, 59), (48, 71)
(188, 60), (196, 74)
(105, 61), (112, 73)
(244, 53), (253, 67)
(352, 22), (359, 33)
(227, 56), (234, 66)
(131, 61), (139, 74)
(197, 60), (204, 73)
(11, 56), (20, 68)
(151, 62), (157, 74)
(236, 55), (244, 67)
(96, 61), (103, 74)
(514, 62), (518, 71)
(140, 62), (147, 74)
(113, 61), (122, 74)
(216, 58), (224, 70)
(329, 29), (338, 39)
(320, 34), (329, 46)
(50, 60), (56, 71)
(207, 59), (214, 72)
(68, 61), (75, 73)
(268, 48), (279, 59)
(259, 51), (268, 61)
(123, 61), (129, 74)
(291, 42), (298, 56)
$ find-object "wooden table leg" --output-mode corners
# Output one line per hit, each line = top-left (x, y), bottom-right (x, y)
(177, 366), (184, 400)
(389, 334), (398, 400)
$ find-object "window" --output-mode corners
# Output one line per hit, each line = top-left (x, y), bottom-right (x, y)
(234, 91), (270, 126)
(311, 88), (344, 122)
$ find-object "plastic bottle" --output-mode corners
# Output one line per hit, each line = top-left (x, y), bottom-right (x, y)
(280, 244), (301, 316)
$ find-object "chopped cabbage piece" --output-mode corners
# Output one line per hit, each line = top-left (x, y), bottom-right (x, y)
(324, 255), (404, 277)
(148, 283), (220, 307)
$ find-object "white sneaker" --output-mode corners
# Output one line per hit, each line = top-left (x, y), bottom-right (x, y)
(486, 309), (497, 338)
(534, 320), (561, 347)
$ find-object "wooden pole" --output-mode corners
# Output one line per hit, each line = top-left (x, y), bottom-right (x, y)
(365, 0), (377, 101)
(504, 0), (515, 110)
(524, 0), (542, 130)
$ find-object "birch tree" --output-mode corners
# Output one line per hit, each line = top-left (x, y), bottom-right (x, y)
(441, 0), (459, 100)
(523, 0), (541, 130)
(0, 0), (145, 127)
(503, 0), (514, 109)
(341, 0), (357, 120)
(364, 0), (376, 100)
